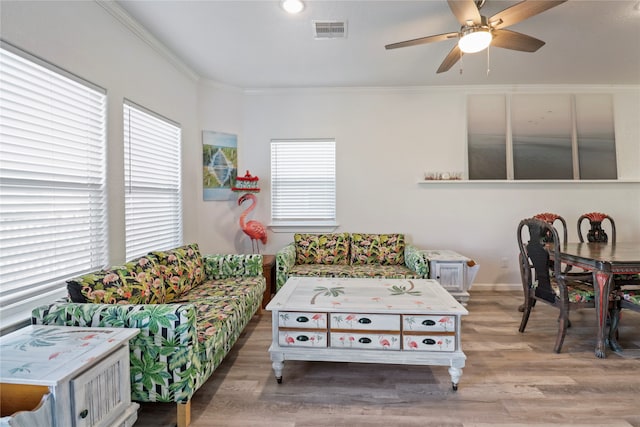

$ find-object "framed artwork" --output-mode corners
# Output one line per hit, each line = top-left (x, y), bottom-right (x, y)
(202, 130), (238, 200)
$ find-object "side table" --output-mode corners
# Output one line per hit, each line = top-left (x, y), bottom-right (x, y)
(422, 250), (480, 306)
(0, 325), (139, 427)
(261, 254), (276, 309)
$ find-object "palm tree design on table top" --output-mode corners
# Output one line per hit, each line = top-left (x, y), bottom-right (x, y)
(310, 286), (345, 305)
(388, 280), (422, 296)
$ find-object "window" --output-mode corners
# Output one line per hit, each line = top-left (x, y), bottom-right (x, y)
(270, 139), (336, 230)
(0, 42), (107, 329)
(124, 100), (182, 259)
(467, 93), (617, 180)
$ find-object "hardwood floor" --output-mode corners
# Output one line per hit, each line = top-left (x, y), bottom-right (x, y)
(135, 290), (640, 427)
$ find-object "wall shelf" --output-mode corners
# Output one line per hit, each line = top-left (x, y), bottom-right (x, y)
(417, 179), (640, 185)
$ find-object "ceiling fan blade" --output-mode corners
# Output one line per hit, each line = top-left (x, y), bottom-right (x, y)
(385, 32), (458, 50)
(491, 29), (545, 52)
(490, 0), (567, 29)
(448, 0), (481, 26)
(437, 44), (464, 74)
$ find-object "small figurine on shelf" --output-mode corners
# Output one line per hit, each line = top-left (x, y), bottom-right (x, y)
(232, 170), (267, 253)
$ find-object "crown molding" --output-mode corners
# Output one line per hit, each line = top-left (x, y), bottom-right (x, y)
(96, 0), (200, 83)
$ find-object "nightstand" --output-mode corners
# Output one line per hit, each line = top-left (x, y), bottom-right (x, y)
(262, 254), (276, 309)
(0, 325), (139, 427)
(422, 250), (479, 306)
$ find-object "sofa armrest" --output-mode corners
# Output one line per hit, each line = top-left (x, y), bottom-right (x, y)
(276, 243), (296, 291)
(32, 300), (198, 346)
(32, 301), (201, 403)
(405, 244), (430, 278)
(203, 254), (263, 279)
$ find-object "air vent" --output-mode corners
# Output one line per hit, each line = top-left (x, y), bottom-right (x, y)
(313, 21), (347, 39)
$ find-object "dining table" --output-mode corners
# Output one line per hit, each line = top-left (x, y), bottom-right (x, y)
(550, 242), (640, 358)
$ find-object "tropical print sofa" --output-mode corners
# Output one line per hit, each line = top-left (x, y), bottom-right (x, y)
(31, 243), (265, 427)
(275, 233), (430, 291)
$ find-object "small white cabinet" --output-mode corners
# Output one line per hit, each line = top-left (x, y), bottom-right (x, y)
(0, 325), (139, 427)
(423, 250), (479, 306)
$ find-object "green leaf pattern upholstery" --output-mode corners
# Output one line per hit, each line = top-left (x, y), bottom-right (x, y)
(67, 255), (164, 304)
(276, 234), (429, 291)
(621, 288), (640, 305)
(548, 280), (595, 303)
(32, 246), (265, 406)
(294, 232), (350, 265)
(350, 233), (405, 265)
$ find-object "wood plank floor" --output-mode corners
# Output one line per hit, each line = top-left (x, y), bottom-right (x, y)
(134, 290), (640, 427)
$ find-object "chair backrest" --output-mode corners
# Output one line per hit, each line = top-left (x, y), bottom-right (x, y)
(577, 212), (616, 243)
(518, 217), (562, 304)
(533, 212), (567, 245)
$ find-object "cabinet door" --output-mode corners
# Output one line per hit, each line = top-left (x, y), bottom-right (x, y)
(70, 346), (131, 427)
(432, 262), (464, 292)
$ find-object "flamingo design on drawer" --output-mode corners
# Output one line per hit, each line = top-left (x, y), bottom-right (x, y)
(406, 338), (418, 350)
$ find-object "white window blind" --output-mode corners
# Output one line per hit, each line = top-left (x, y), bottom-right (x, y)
(270, 139), (336, 227)
(124, 101), (182, 259)
(0, 43), (107, 329)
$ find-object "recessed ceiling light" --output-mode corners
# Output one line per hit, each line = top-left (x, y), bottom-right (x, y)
(282, 0), (304, 14)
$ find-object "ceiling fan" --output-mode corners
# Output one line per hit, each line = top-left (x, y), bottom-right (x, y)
(385, 0), (567, 73)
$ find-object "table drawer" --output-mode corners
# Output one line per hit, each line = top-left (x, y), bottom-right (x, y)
(404, 334), (456, 352)
(330, 332), (400, 350)
(278, 311), (327, 329)
(330, 313), (400, 331)
(278, 331), (327, 347)
(402, 315), (456, 332)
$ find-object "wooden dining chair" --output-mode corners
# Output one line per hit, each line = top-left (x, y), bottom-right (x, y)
(578, 212), (639, 289)
(577, 212), (616, 243)
(534, 212), (568, 245)
(608, 285), (640, 352)
(518, 212), (569, 313)
(517, 217), (596, 353)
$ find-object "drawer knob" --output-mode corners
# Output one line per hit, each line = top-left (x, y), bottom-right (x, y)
(422, 338), (436, 345)
(358, 337), (372, 344)
(296, 316), (309, 323)
(79, 409), (89, 419)
(422, 319), (436, 326)
(296, 335), (309, 342)
(358, 318), (371, 324)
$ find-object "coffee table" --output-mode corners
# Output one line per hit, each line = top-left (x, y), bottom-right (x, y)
(266, 277), (468, 390)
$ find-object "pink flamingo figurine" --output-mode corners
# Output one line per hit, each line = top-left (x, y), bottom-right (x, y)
(238, 193), (267, 253)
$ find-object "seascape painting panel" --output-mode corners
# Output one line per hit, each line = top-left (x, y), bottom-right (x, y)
(203, 131), (237, 200)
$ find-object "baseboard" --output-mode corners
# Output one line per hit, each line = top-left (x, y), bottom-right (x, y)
(470, 282), (521, 292)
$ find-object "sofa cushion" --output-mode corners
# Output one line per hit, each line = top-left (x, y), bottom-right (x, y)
(151, 243), (205, 302)
(174, 277), (265, 344)
(289, 264), (421, 280)
(67, 254), (162, 304)
(294, 233), (350, 265)
(204, 254), (263, 279)
(621, 288), (640, 305)
(350, 233), (405, 266)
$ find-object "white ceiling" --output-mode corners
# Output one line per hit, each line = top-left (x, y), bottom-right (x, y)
(116, 0), (640, 89)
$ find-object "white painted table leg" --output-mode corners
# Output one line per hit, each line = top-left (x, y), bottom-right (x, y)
(448, 366), (462, 391)
(271, 352), (284, 383)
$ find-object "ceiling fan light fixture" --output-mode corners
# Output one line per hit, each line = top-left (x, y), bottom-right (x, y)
(458, 28), (492, 53)
(281, 0), (305, 14)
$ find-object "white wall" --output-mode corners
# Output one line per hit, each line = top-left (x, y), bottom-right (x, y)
(240, 87), (640, 287)
(2, 1), (639, 289)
